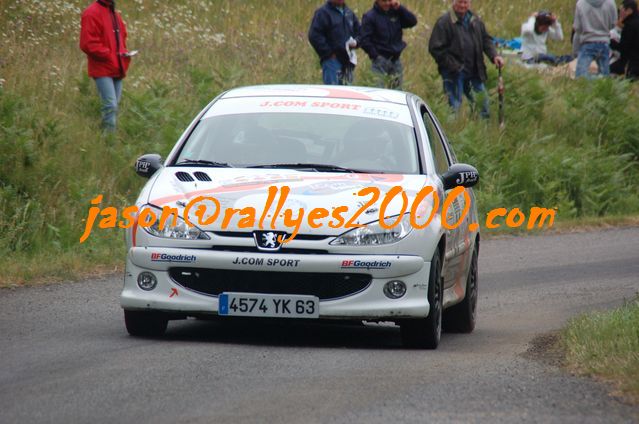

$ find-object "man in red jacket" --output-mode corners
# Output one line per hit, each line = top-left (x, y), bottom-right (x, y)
(80, 0), (132, 131)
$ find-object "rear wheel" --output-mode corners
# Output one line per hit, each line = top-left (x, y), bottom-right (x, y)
(443, 245), (478, 333)
(124, 310), (168, 337)
(400, 249), (443, 349)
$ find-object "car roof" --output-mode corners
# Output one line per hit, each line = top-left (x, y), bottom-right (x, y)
(220, 84), (409, 105)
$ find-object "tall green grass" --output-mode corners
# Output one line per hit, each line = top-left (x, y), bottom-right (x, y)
(1, 0), (638, 284)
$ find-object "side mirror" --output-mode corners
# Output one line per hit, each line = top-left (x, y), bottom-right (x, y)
(135, 154), (163, 178)
(441, 163), (479, 190)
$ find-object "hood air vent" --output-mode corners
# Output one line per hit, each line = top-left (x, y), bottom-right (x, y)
(175, 172), (195, 182)
(194, 171), (212, 182)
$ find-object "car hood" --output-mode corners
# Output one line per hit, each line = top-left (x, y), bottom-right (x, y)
(145, 168), (437, 235)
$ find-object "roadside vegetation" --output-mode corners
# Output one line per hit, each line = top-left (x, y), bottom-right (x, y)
(562, 297), (639, 402)
(1, 0), (638, 285)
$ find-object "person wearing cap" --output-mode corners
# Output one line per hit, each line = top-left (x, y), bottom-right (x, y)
(308, 0), (361, 85)
(80, 0), (132, 131)
(359, 0), (417, 89)
(429, 0), (504, 119)
(521, 11), (572, 65)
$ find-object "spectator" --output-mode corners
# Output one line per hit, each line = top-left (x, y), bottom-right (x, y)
(521, 11), (571, 65)
(619, 0), (639, 79)
(610, 13), (626, 75)
(360, 0), (417, 89)
(573, 0), (617, 77)
(428, 0), (504, 118)
(80, 0), (132, 131)
(308, 0), (360, 85)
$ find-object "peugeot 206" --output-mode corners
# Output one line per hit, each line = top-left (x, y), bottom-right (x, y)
(122, 85), (480, 349)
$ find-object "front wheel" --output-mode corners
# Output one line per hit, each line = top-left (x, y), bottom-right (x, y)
(400, 249), (443, 349)
(443, 245), (478, 333)
(124, 310), (168, 337)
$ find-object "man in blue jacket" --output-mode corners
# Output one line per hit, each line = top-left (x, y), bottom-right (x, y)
(308, 0), (361, 85)
(360, 0), (417, 89)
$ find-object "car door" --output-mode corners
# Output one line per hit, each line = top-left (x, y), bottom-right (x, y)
(420, 105), (470, 289)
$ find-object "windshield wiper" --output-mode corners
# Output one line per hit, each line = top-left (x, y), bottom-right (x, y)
(247, 163), (367, 173)
(174, 159), (234, 168)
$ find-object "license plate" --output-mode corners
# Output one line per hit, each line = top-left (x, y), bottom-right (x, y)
(218, 293), (319, 318)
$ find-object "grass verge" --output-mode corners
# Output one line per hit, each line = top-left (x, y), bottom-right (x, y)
(0, 244), (125, 288)
(562, 297), (639, 403)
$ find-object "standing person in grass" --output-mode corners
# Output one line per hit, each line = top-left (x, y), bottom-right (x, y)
(428, 0), (504, 118)
(573, 0), (617, 77)
(308, 0), (360, 85)
(359, 0), (417, 89)
(80, 0), (132, 131)
(618, 0), (639, 80)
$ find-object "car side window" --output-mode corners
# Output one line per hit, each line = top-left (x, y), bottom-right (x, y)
(422, 109), (450, 174)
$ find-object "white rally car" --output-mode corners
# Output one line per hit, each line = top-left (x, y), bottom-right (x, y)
(122, 85), (480, 349)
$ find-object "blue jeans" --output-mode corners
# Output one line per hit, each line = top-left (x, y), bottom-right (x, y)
(525, 53), (573, 66)
(442, 72), (490, 119)
(371, 56), (403, 89)
(575, 43), (610, 78)
(321, 58), (353, 85)
(94, 77), (123, 130)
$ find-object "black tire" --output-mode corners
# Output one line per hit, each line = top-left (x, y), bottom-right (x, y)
(124, 310), (168, 337)
(400, 248), (443, 349)
(443, 245), (478, 333)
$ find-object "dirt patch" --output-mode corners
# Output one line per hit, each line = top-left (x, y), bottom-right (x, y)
(522, 331), (566, 368)
(524, 331), (639, 407)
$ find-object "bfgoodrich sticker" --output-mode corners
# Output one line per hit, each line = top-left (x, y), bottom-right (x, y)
(151, 253), (196, 263)
(341, 260), (392, 270)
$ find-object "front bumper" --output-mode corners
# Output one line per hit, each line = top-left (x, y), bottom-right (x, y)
(121, 247), (431, 319)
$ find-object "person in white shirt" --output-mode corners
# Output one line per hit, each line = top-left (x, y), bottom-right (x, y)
(521, 11), (572, 65)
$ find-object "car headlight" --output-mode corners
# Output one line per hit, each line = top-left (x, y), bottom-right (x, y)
(330, 214), (413, 246)
(141, 205), (210, 240)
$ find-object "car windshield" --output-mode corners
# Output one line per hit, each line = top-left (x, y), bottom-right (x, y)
(174, 112), (419, 174)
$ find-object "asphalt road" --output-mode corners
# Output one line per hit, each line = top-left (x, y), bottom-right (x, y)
(1, 228), (639, 423)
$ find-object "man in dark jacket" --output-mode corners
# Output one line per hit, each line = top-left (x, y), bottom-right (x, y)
(80, 0), (132, 131)
(308, 0), (360, 85)
(360, 0), (417, 89)
(619, 0), (639, 79)
(428, 0), (504, 118)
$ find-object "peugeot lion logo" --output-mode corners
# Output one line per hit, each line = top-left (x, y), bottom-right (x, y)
(253, 231), (287, 251)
